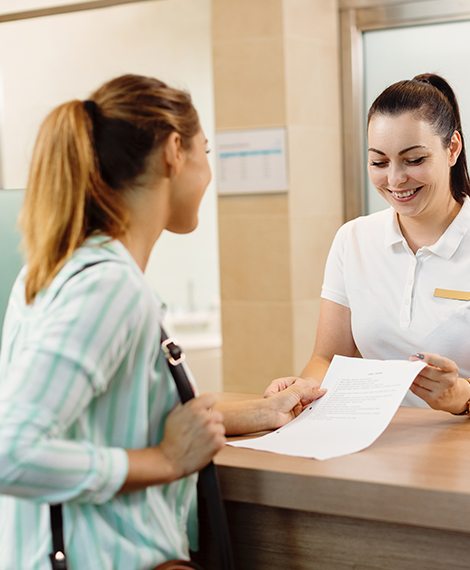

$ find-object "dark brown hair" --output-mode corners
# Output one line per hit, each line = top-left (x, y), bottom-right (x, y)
(21, 74), (200, 303)
(367, 73), (470, 204)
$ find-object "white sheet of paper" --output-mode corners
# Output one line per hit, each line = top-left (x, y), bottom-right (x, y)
(229, 355), (426, 460)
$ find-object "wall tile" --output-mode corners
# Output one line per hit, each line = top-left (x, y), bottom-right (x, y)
(283, 0), (338, 43)
(292, 298), (321, 379)
(284, 38), (341, 128)
(213, 37), (286, 129)
(218, 193), (288, 218)
(289, 214), (343, 301)
(221, 300), (294, 393)
(218, 212), (291, 302)
(287, 124), (344, 218)
(213, 0), (283, 42)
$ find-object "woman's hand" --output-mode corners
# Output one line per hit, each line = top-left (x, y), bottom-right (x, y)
(216, 379), (326, 436)
(160, 393), (226, 479)
(263, 375), (322, 401)
(409, 352), (470, 414)
(121, 393), (225, 492)
(264, 378), (326, 428)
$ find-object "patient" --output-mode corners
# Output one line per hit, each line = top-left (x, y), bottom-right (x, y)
(266, 73), (470, 416)
(0, 73), (325, 569)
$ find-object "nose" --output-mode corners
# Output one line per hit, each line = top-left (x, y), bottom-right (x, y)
(387, 163), (407, 189)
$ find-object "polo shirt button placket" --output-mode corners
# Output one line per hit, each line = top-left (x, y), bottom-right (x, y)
(400, 255), (417, 328)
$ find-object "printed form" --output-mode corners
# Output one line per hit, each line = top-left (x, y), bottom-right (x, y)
(229, 355), (426, 460)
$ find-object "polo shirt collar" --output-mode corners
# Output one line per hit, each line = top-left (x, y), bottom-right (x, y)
(383, 197), (470, 259)
(428, 197), (470, 258)
(383, 207), (405, 248)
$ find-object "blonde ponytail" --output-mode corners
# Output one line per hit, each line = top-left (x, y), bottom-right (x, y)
(21, 100), (127, 303)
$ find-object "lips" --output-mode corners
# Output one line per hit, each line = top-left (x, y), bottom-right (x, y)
(388, 186), (423, 202)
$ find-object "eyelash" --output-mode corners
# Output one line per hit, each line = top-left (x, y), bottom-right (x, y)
(205, 148), (211, 155)
(369, 157), (426, 168)
(406, 157), (425, 165)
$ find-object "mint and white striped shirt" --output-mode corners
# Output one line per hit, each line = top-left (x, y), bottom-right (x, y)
(0, 237), (197, 570)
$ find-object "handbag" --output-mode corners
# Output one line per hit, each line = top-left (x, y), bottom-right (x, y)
(49, 327), (234, 570)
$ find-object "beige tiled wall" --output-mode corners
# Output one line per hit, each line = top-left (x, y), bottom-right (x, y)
(213, 0), (343, 393)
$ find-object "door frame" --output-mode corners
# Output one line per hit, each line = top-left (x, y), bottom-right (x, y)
(0, 0), (155, 23)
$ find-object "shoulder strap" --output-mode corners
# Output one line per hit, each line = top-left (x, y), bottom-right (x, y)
(49, 505), (67, 569)
(160, 328), (235, 570)
(48, 260), (113, 570)
(46, 259), (123, 305)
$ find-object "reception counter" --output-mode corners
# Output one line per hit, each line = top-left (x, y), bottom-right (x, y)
(199, 396), (470, 570)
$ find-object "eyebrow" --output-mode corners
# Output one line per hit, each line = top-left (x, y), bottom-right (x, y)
(367, 145), (428, 156)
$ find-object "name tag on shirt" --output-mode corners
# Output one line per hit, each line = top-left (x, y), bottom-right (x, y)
(434, 288), (470, 301)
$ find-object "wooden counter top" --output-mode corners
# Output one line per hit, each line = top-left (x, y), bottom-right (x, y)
(214, 396), (470, 534)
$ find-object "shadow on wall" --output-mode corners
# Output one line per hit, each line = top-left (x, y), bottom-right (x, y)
(0, 189), (24, 347)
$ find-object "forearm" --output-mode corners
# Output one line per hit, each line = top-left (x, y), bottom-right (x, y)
(120, 446), (181, 493)
(300, 354), (331, 383)
(215, 398), (275, 436)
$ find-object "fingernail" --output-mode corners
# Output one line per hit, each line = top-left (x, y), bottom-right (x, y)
(414, 353), (425, 360)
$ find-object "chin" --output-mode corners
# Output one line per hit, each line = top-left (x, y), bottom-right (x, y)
(167, 218), (199, 234)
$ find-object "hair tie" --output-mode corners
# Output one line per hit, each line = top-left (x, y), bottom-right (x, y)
(83, 99), (99, 122)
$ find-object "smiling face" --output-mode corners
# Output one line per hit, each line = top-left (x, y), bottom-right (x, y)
(367, 111), (461, 220)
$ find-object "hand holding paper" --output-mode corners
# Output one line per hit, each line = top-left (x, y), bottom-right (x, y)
(229, 355), (426, 460)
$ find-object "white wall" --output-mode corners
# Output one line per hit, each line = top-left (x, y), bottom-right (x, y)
(0, 0), (220, 312)
(364, 20), (470, 214)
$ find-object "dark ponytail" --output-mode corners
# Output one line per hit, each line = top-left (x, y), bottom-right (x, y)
(368, 73), (470, 204)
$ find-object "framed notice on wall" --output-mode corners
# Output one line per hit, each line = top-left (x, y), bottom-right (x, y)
(215, 127), (288, 195)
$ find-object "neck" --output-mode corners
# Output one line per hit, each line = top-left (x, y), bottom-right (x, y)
(398, 195), (462, 253)
(118, 180), (170, 271)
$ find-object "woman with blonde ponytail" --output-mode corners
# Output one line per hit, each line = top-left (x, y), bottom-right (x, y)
(0, 74), (324, 569)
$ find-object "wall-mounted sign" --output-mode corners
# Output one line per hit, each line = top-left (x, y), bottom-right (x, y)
(215, 127), (288, 195)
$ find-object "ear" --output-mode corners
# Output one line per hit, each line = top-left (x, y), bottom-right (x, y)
(448, 130), (462, 167)
(162, 132), (184, 177)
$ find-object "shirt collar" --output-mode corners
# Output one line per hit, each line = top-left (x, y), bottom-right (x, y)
(85, 235), (166, 309)
(383, 197), (470, 259)
(84, 234), (142, 274)
(383, 207), (405, 248)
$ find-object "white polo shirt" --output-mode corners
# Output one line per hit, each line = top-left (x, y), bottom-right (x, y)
(321, 197), (470, 407)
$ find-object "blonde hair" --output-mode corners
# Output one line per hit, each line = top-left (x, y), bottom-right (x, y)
(21, 74), (200, 303)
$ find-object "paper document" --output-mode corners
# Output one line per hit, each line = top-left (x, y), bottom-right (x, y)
(229, 355), (426, 460)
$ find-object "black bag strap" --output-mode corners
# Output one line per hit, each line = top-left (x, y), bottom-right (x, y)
(48, 260), (110, 570)
(160, 328), (235, 570)
(49, 504), (67, 569)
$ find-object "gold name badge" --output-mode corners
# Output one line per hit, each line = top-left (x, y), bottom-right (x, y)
(434, 288), (470, 301)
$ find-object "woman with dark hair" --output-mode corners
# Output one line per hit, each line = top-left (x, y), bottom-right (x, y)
(0, 74), (325, 569)
(266, 73), (470, 416)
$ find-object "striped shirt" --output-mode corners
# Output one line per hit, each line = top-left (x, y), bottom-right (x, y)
(0, 236), (197, 570)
